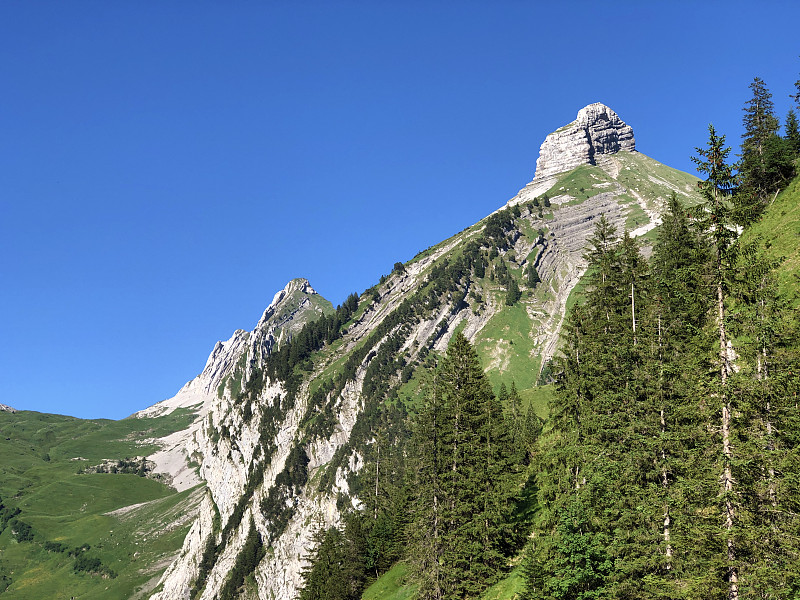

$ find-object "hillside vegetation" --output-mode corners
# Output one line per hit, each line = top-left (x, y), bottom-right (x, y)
(742, 172), (800, 303)
(0, 409), (200, 599)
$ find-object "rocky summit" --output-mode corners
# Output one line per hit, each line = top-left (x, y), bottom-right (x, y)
(533, 103), (636, 180)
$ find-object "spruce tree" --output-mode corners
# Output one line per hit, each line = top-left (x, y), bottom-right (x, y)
(408, 333), (516, 600)
(526, 216), (644, 598)
(298, 519), (367, 600)
(724, 242), (800, 597)
(527, 265), (541, 289)
(506, 277), (521, 306)
(299, 527), (349, 600)
(506, 380), (526, 459)
(646, 193), (717, 596)
(692, 125), (741, 599)
(406, 370), (445, 600)
(785, 109), (800, 157)
(738, 77), (795, 224)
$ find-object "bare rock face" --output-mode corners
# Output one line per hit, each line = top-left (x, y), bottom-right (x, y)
(0, 404), (16, 413)
(534, 103), (635, 180)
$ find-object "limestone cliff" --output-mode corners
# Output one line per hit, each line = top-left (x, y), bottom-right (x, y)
(135, 278), (332, 492)
(534, 102), (636, 180)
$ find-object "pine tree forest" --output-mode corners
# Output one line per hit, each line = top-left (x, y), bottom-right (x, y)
(296, 73), (800, 600)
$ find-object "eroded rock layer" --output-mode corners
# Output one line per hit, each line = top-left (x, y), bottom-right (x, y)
(534, 103), (635, 180)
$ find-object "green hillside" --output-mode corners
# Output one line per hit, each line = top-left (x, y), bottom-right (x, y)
(741, 171), (800, 303)
(0, 409), (200, 599)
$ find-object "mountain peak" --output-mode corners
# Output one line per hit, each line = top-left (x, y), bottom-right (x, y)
(258, 277), (320, 329)
(265, 278), (316, 315)
(534, 103), (636, 180)
(0, 403), (16, 413)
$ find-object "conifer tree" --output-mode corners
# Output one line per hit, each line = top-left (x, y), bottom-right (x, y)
(724, 242), (800, 597)
(497, 381), (509, 405)
(527, 265), (541, 289)
(617, 230), (647, 345)
(408, 333), (516, 600)
(506, 381), (525, 456)
(407, 371), (445, 600)
(506, 277), (521, 306)
(738, 77), (795, 223)
(359, 403), (409, 578)
(646, 193), (717, 595)
(526, 216), (634, 597)
(299, 526), (350, 600)
(692, 125), (741, 599)
(299, 518), (367, 600)
(785, 109), (800, 157)
(526, 210), (716, 597)
(522, 404), (543, 454)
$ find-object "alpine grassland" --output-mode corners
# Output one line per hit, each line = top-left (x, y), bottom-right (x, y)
(0, 409), (200, 599)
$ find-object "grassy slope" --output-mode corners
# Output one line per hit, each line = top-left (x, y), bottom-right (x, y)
(741, 172), (800, 304)
(362, 563), (525, 600)
(0, 409), (199, 599)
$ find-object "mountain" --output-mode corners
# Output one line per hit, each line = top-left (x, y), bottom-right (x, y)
(134, 278), (334, 493)
(0, 280), (332, 600)
(0, 104), (704, 599)
(147, 103), (702, 600)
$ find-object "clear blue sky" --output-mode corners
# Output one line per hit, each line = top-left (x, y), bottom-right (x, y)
(2, 1), (799, 419)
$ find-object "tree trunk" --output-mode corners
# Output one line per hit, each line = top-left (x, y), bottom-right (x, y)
(658, 314), (672, 569)
(718, 277), (739, 600)
(631, 282), (637, 346)
(374, 443), (380, 520)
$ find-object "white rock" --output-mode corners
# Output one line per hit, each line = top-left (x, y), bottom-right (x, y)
(534, 103), (635, 180)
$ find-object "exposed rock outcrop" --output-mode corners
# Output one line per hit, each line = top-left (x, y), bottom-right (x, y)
(0, 404), (16, 413)
(135, 278), (332, 493)
(534, 103), (635, 180)
(137, 278), (330, 420)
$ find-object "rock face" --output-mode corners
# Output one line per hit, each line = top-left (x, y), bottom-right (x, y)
(134, 278), (333, 493)
(534, 103), (636, 180)
(0, 404), (16, 413)
(137, 278), (331, 420)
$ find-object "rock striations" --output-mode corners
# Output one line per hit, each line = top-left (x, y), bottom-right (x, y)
(135, 278), (332, 492)
(534, 102), (636, 180)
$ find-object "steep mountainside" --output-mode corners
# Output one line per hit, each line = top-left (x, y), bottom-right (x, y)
(0, 280), (332, 600)
(145, 104), (702, 600)
(135, 279), (333, 492)
(0, 104), (704, 600)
